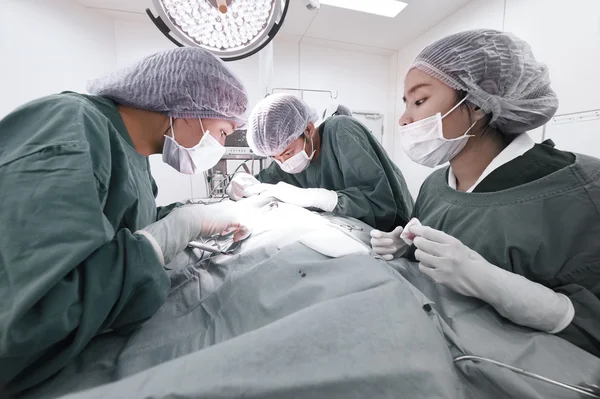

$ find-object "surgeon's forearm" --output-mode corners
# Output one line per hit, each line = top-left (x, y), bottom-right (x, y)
(478, 267), (575, 334)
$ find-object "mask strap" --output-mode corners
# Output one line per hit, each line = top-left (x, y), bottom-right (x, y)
(169, 116), (175, 139)
(304, 127), (316, 157)
(462, 119), (478, 137)
(199, 118), (206, 136)
(442, 95), (469, 119)
(309, 134), (316, 157)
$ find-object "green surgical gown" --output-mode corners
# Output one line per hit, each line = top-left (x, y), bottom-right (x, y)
(409, 145), (600, 357)
(0, 93), (171, 393)
(256, 116), (414, 231)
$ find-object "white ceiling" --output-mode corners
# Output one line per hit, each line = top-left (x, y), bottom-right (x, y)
(74, 0), (473, 51)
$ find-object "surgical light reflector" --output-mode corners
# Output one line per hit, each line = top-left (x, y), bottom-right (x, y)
(147, 0), (289, 61)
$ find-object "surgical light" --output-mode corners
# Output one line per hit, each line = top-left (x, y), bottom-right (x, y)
(318, 0), (407, 18)
(146, 0), (290, 62)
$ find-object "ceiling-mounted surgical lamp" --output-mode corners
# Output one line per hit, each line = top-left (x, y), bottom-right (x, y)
(146, 0), (290, 62)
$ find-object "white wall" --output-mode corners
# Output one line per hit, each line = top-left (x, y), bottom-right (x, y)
(503, 0), (600, 115)
(0, 0), (116, 117)
(392, 0), (600, 197)
(272, 36), (394, 141)
(386, 52), (399, 152)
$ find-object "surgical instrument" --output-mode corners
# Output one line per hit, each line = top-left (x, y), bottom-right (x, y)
(453, 355), (600, 398)
(327, 219), (363, 232)
(188, 240), (229, 255)
(337, 222), (363, 232)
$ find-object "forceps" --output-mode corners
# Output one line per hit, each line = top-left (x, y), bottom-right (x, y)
(188, 230), (252, 256)
(329, 220), (363, 232)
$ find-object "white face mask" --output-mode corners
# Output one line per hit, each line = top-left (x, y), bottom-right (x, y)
(276, 135), (315, 174)
(399, 96), (477, 168)
(162, 118), (226, 175)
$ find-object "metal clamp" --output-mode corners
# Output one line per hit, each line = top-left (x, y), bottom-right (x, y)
(453, 355), (600, 398)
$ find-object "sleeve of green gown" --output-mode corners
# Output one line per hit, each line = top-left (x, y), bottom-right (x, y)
(553, 170), (600, 357)
(256, 163), (287, 185)
(0, 120), (170, 391)
(330, 122), (399, 230)
(156, 203), (184, 220)
(555, 284), (600, 357)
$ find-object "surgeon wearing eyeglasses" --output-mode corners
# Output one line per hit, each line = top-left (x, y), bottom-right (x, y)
(226, 93), (414, 231)
(371, 29), (600, 357)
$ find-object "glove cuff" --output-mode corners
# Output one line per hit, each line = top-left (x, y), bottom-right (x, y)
(479, 267), (576, 333)
(311, 189), (338, 212)
(548, 294), (575, 334)
(135, 230), (166, 266)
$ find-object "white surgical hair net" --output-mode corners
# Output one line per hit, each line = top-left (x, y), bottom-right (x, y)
(410, 29), (558, 134)
(247, 94), (319, 156)
(87, 47), (248, 125)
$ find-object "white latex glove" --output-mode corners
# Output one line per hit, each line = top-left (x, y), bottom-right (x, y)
(400, 218), (422, 245)
(245, 182), (275, 196)
(136, 203), (249, 266)
(370, 227), (407, 261)
(370, 218), (421, 260)
(410, 224), (574, 333)
(226, 173), (265, 201)
(261, 182), (338, 212)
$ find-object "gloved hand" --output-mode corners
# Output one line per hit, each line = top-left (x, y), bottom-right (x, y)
(370, 218), (421, 260)
(226, 173), (265, 201)
(136, 203), (249, 266)
(410, 224), (575, 333)
(370, 227), (407, 261)
(261, 182), (338, 212)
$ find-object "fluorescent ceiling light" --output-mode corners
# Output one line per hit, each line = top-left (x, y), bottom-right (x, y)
(318, 0), (408, 18)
